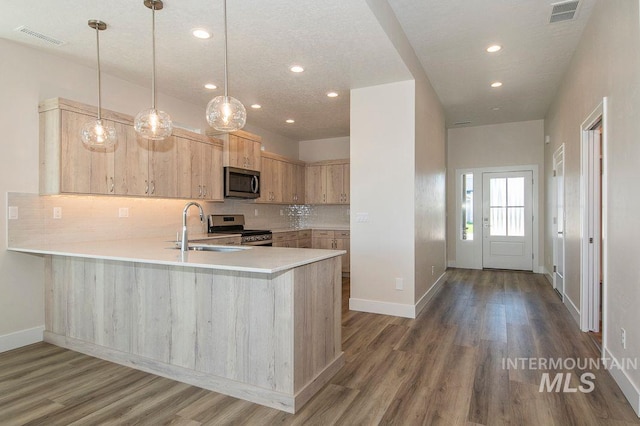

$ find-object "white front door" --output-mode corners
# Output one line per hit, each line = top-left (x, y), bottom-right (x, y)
(482, 171), (533, 271)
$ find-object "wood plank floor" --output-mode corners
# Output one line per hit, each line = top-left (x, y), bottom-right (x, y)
(1, 269), (638, 425)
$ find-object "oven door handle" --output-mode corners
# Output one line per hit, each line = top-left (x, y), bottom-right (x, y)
(251, 175), (259, 194)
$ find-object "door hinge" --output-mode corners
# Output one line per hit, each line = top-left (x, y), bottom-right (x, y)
(532, 253), (534, 260)
(553, 265), (557, 273)
(553, 170), (557, 177)
(589, 237), (594, 243)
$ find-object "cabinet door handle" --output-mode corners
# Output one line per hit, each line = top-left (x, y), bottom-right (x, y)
(323, 194), (326, 203)
(110, 177), (115, 193)
(145, 180), (149, 194)
(203, 185), (207, 197)
(151, 181), (155, 195)
(198, 185), (202, 197)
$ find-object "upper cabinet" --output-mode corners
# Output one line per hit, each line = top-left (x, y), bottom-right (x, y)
(257, 152), (306, 204)
(39, 98), (223, 201)
(305, 160), (349, 204)
(208, 129), (262, 172)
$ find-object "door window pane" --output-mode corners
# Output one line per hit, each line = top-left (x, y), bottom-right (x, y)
(507, 177), (525, 207)
(490, 207), (506, 236)
(507, 207), (525, 236)
(490, 178), (506, 207)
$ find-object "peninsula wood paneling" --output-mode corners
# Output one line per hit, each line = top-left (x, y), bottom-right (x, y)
(44, 255), (343, 413)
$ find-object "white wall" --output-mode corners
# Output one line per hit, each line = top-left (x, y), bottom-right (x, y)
(414, 77), (447, 302)
(544, 0), (640, 406)
(243, 123), (299, 159)
(446, 120), (545, 267)
(350, 81), (416, 311)
(298, 137), (350, 162)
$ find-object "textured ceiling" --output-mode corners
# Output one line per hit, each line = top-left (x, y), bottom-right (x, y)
(0, 0), (596, 140)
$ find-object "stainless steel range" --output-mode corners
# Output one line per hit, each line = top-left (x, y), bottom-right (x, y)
(207, 214), (272, 246)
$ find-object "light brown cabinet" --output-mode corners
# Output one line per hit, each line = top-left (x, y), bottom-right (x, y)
(305, 160), (349, 204)
(272, 229), (312, 248)
(212, 130), (261, 171)
(39, 98), (223, 200)
(258, 156), (284, 203)
(257, 152), (305, 204)
(312, 229), (350, 273)
(190, 141), (223, 201)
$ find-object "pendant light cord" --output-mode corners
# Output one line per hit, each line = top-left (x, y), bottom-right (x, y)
(95, 25), (102, 120)
(223, 0), (229, 99)
(151, 2), (157, 110)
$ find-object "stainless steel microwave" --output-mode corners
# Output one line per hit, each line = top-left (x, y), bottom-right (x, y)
(224, 167), (260, 199)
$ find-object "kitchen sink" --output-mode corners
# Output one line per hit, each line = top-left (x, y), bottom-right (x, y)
(177, 244), (250, 252)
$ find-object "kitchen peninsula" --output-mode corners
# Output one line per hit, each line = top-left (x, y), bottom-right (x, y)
(9, 238), (345, 413)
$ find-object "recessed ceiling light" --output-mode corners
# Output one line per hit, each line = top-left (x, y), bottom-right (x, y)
(486, 44), (502, 53)
(491, 81), (503, 88)
(285, 119), (295, 124)
(204, 83), (217, 90)
(251, 104), (261, 109)
(327, 91), (339, 98)
(492, 107), (501, 111)
(192, 28), (211, 39)
(290, 65), (304, 73)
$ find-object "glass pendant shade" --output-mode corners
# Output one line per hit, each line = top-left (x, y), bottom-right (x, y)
(81, 119), (117, 148)
(206, 95), (246, 132)
(206, 0), (246, 133)
(82, 19), (116, 149)
(134, 108), (173, 140)
(135, 0), (172, 140)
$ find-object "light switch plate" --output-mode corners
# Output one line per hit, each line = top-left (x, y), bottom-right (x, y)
(53, 207), (62, 219)
(8, 206), (18, 220)
(119, 207), (129, 218)
(356, 213), (369, 223)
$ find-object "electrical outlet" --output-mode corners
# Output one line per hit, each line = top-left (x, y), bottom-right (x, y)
(432, 266), (435, 276)
(118, 207), (129, 218)
(53, 207), (62, 219)
(621, 328), (627, 349)
(280, 209), (284, 216)
(254, 208), (259, 216)
(395, 278), (403, 291)
(8, 206), (18, 220)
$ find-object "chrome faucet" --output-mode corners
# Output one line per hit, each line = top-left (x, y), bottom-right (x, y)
(181, 202), (205, 252)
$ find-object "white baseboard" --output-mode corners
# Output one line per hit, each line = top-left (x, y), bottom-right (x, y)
(604, 347), (640, 417)
(349, 271), (448, 319)
(0, 326), (44, 353)
(349, 297), (415, 318)
(414, 271), (447, 317)
(564, 295), (581, 327)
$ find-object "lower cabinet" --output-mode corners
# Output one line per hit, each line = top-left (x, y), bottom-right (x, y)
(312, 229), (350, 274)
(272, 229), (312, 248)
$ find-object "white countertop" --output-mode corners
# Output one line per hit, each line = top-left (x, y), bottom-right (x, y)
(8, 237), (345, 274)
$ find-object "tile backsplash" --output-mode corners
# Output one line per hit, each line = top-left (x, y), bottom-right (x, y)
(6, 193), (349, 247)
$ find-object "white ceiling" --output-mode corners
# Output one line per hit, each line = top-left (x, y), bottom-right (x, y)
(0, 0), (595, 141)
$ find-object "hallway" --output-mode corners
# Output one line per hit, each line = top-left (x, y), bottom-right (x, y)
(0, 269), (638, 425)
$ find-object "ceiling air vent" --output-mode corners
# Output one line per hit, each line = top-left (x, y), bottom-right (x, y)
(14, 26), (66, 46)
(549, 1), (580, 23)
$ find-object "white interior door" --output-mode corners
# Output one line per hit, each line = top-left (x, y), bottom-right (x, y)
(482, 171), (533, 271)
(553, 146), (565, 297)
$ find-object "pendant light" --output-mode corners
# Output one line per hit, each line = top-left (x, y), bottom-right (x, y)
(134, 0), (173, 140)
(81, 20), (117, 149)
(205, 0), (246, 132)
